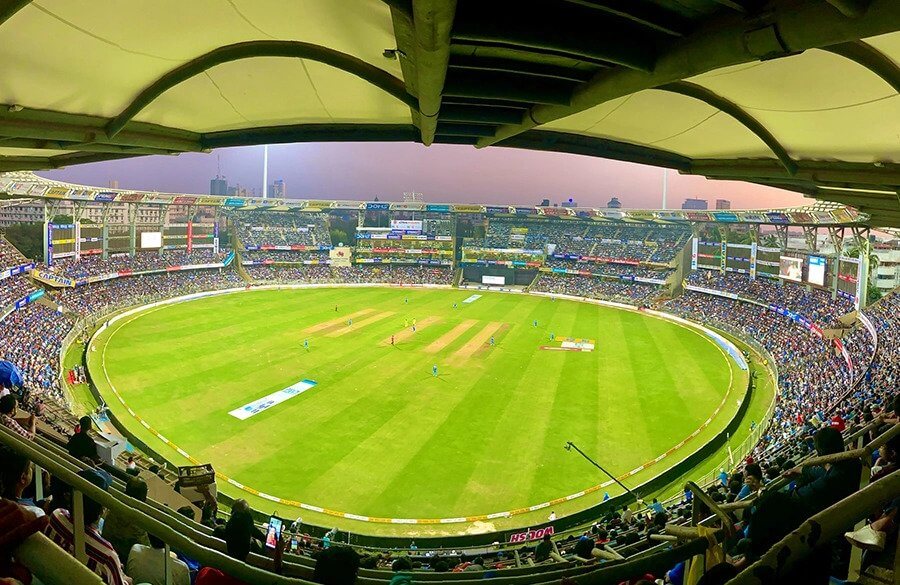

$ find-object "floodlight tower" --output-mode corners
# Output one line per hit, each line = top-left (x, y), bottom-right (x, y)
(661, 168), (668, 210)
(262, 144), (269, 199)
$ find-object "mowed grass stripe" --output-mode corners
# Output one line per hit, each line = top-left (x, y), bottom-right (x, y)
(450, 322), (504, 361)
(325, 311), (395, 337)
(304, 309), (375, 333)
(424, 319), (478, 353)
(379, 316), (441, 346)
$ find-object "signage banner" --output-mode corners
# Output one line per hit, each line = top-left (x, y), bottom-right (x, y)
(228, 380), (318, 420)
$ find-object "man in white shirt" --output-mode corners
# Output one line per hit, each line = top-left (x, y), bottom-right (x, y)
(127, 534), (190, 585)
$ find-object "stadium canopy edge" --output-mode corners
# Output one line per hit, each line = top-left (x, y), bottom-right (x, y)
(0, 1), (896, 224)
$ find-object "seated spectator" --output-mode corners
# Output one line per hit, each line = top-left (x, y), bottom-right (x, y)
(573, 532), (621, 562)
(736, 463), (764, 500)
(223, 500), (264, 561)
(389, 557), (413, 585)
(534, 533), (565, 563)
(174, 505), (202, 581)
(0, 497), (49, 584)
(44, 469), (132, 585)
(313, 545), (360, 585)
(0, 445), (43, 517)
(0, 394), (35, 440)
(67, 415), (99, 463)
(127, 532), (191, 585)
(102, 477), (150, 564)
(785, 426), (861, 516)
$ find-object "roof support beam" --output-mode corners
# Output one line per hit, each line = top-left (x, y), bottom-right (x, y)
(476, 0), (900, 148)
(822, 40), (900, 92)
(439, 104), (525, 125)
(825, 0), (872, 17)
(105, 41), (417, 139)
(443, 71), (574, 105)
(561, 0), (690, 37)
(659, 81), (798, 175)
(0, 0), (30, 28)
(200, 124), (421, 150)
(411, 0), (457, 146)
(688, 159), (900, 188)
(0, 107), (202, 152)
(452, 3), (658, 72)
(448, 56), (593, 83)
(0, 137), (177, 156)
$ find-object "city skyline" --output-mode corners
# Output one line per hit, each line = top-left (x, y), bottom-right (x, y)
(40, 142), (812, 210)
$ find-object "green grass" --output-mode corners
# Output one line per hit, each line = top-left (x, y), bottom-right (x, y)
(87, 287), (748, 536)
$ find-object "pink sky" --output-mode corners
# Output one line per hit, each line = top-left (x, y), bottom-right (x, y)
(42, 142), (811, 210)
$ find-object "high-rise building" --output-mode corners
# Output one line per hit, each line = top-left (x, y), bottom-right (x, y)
(715, 199), (731, 210)
(682, 198), (708, 210)
(560, 197), (577, 208)
(607, 197), (621, 209)
(210, 176), (228, 196)
(272, 179), (285, 198)
(539, 198), (551, 207)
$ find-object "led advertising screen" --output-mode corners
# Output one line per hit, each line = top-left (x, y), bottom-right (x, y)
(482, 275), (506, 285)
(779, 256), (803, 282)
(390, 220), (423, 232)
(140, 231), (162, 249)
(807, 256), (826, 286)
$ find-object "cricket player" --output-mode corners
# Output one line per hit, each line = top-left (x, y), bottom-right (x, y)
(432, 364), (438, 377)
(391, 335), (395, 346)
(533, 319), (538, 327)
(304, 339), (309, 350)
(490, 336), (495, 347)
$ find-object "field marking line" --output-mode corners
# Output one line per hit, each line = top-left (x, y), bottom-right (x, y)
(424, 319), (479, 353)
(303, 309), (374, 333)
(378, 316), (441, 346)
(451, 321), (504, 360)
(326, 311), (396, 337)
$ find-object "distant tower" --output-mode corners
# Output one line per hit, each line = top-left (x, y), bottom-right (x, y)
(715, 199), (731, 210)
(682, 198), (708, 210)
(273, 179), (286, 198)
(209, 177), (227, 196)
(607, 197), (622, 209)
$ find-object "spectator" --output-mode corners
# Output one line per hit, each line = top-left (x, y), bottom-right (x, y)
(126, 532), (191, 585)
(0, 445), (42, 517)
(313, 545), (360, 585)
(223, 500), (264, 561)
(102, 477), (150, 564)
(0, 394), (35, 440)
(43, 469), (132, 585)
(786, 427), (862, 516)
(390, 557), (413, 585)
(67, 415), (99, 463)
(534, 533), (565, 564)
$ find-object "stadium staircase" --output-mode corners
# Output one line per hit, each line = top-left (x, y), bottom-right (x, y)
(452, 266), (463, 287)
(229, 229), (254, 284)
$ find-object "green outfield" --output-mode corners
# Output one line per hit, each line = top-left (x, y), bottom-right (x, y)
(87, 287), (748, 535)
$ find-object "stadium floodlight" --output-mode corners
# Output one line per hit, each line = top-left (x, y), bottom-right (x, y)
(564, 441), (645, 506)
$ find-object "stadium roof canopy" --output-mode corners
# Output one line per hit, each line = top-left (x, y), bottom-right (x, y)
(0, 1), (898, 223)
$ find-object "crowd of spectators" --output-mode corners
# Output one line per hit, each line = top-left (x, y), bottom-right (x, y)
(242, 250), (330, 263)
(0, 303), (73, 404)
(685, 270), (855, 326)
(0, 236), (30, 268)
(50, 249), (229, 279)
(531, 273), (661, 305)
(544, 259), (673, 280)
(470, 219), (690, 265)
(247, 264), (453, 286)
(0, 274), (39, 308)
(50, 268), (244, 317)
(234, 211), (331, 248)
